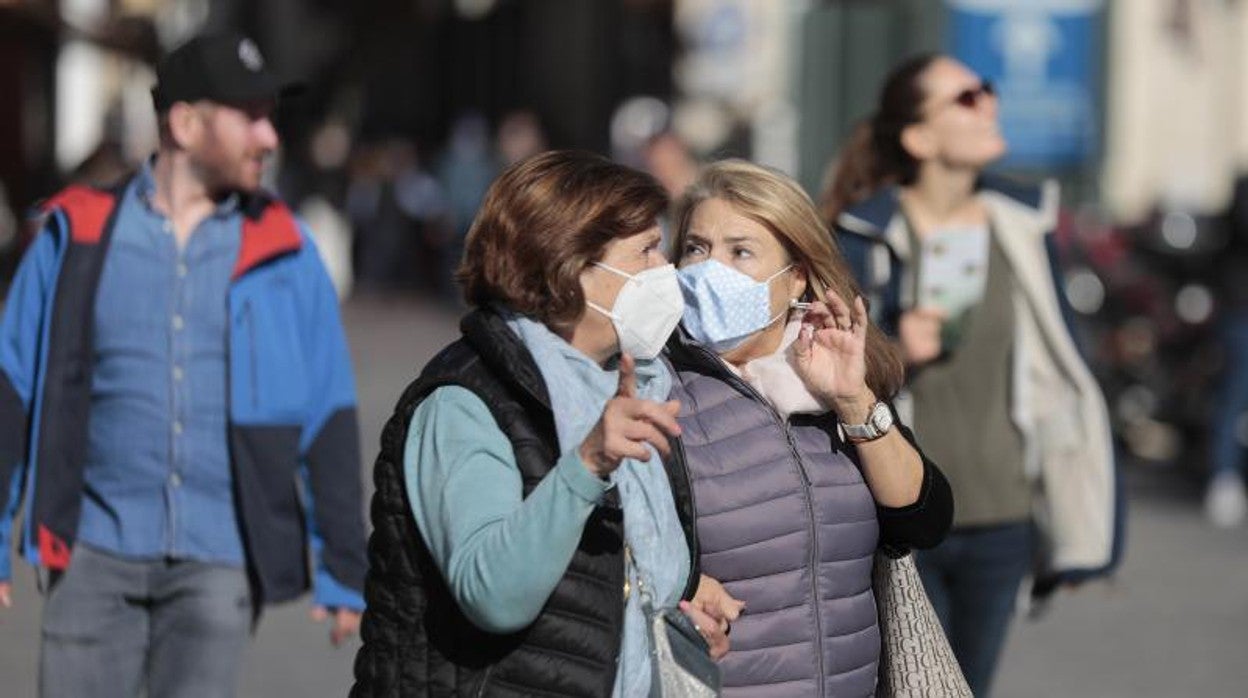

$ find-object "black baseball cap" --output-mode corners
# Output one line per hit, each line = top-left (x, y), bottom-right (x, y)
(151, 31), (303, 111)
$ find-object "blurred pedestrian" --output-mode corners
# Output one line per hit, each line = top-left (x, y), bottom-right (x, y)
(299, 118), (358, 299)
(1206, 175), (1248, 527)
(68, 139), (133, 189)
(495, 108), (548, 167)
(643, 131), (699, 201)
(0, 31), (368, 697)
(0, 180), (16, 253)
(823, 53), (1121, 696)
(668, 159), (953, 696)
(436, 112), (497, 301)
(346, 140), (448, 294)
(351, 150), (734, 697)
(300, 194), (355, 299)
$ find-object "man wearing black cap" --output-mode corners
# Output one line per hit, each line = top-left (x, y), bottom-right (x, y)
(0, 31), (367, 696)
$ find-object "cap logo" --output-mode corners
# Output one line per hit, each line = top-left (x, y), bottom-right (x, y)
(238, 39), (265, 72)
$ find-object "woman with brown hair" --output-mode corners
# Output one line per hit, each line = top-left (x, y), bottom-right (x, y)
(666, 159), (953, 696)
(823, 53), (1120, 697)
(351, 150), (733, 697)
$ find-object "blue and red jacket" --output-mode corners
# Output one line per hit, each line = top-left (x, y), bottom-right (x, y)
(0, 179), (367, 608)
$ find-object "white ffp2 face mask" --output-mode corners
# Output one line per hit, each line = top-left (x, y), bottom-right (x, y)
(586, 262), (684, 360)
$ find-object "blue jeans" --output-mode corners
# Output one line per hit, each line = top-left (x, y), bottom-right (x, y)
(39, 545), (252, 698)
(914, 523), (1033, 698)
(1211, 311), (1248, 478)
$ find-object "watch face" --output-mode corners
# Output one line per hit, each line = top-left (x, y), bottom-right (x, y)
(871, 403), (894, 432)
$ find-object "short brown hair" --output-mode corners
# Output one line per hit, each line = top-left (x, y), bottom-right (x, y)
(457, 150), (667, 327)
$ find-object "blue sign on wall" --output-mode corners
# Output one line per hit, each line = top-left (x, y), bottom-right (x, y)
(947, 0), (1103, 169)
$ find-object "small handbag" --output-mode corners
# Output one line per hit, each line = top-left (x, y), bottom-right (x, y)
(644, 601), (721, 697)
(628, 546), (721, 697)
(874, 549), (972, 697)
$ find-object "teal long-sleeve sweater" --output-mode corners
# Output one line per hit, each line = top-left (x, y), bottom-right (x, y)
(402, 385), (611, 633)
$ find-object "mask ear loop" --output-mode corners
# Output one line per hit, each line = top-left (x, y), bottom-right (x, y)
(586, 261), (634, 320)
(586, 300), (617, 320)
(763, 263), (795, 284)
(770, 263), (810, 313)
(763, 263), (805, 318)
(594, 261), (633, 280)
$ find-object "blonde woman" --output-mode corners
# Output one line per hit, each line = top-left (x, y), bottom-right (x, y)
(671, 159), (953, 697)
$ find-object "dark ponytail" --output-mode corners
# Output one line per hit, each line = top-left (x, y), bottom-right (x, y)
(819, 119), (878, 225)
(819, 52), (942, 224)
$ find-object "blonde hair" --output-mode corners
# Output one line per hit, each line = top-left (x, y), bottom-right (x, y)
(671, 159), (904, 399)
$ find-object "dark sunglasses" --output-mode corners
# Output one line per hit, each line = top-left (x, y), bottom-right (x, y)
(949, 79), (996, 109)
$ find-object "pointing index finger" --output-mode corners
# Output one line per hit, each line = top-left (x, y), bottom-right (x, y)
(617, 353), (638, 398)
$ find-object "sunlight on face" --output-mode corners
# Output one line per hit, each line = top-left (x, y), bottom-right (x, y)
(915, 57), (1007, 170)
(679, 198), (789, 280)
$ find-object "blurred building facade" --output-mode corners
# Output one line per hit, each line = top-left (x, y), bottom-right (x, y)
(0, 0), (678, 213)
(2, 0), (1248, 470)
(3, 1), (1247, 222)
(1102, 0), (1248, 222)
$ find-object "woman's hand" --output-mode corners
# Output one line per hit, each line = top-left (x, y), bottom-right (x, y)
(679, 600), (733, 661)
(898, 307), (945, 367)
(690, 574), (745, 660)
(793, 295), (873, 417)
(579, 353), (683, 478)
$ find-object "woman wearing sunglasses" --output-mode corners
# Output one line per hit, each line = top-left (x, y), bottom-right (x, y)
(821, 54), (1120, 696)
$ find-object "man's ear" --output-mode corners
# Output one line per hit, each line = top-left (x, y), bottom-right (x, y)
(166, 102), (204, 150)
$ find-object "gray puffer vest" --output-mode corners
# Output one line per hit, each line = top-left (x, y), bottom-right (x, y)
(666, 336), (881, 698)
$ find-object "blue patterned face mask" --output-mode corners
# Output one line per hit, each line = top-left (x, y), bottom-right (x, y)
(677, 259), (794, 353)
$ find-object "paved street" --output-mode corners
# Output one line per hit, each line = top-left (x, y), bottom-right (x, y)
(1, 295), (1246, 696)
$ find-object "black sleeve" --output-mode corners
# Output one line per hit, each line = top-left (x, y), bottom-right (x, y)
(874, 421), (954, 551)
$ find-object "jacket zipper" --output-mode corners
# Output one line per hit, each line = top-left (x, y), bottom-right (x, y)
(241, 301), (257, 409)
(683, 343), (828, 696)
(474, 666), (494, 698)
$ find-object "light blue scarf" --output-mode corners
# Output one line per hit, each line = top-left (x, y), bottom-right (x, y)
(504, 311), (690, 698)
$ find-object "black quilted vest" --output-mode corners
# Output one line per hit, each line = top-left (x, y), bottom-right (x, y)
(351, 309), (699, 697)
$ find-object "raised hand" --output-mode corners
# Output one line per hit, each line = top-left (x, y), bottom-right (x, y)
(792, 294), (871, 406)
(578, 353), (682, 477)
